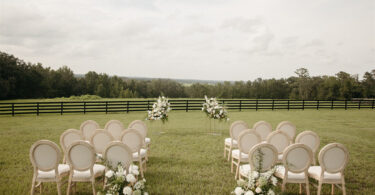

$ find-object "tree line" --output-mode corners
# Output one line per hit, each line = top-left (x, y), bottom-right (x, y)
(0, 51), (374, 100)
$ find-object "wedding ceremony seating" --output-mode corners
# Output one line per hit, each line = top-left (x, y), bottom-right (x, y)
(252, 120), (273, 141)
(30, 140), (69, 195)
(90, 129), (114, 159)
(60, 129), (84, 163)
(80, 120), (100, 141)
(239, 143), (278, 179)
(308, 143), (349, 195)
(66, 140), (105, 195)
(104, 120), (124, 140)
(266, 130), (291, 162)
(103, 141), (133, 170)
(275, 143), (313, 195)
(231, 129), (261, 179)
(295, 130), (320, 165)
(276, 121), (297, 141)
(224, 120), (249, 161)
(121, 129), (147, 178)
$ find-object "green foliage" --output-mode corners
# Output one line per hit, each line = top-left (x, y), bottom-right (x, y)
(1, 51), (375, 100)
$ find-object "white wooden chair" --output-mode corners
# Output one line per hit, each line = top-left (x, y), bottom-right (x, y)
(276, 121), (296, 141)
(90, 129), (114, 160)
(128, 120), (150, 147)
(231, 129), (261, 179)
(66, 141), (105, 195)
(121, 129), (147, 178)
(60, 129), (84, 163)
(224, 120), (249, 161)
(295, 131), (320, 165)
(30, 140), (69, 195)
(104, 120), (124, 140)
(80, 120), (100, 141)
(252, 120), (273, 141)
(266, 130), (291, 162)
(275, 143), (313, 195)
(103, 141), (133, 171)
(308, 143), (349, 195)
(239, 143), (278, 179)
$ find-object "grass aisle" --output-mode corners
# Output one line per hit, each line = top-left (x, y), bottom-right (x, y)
(0, 110), (374, 194)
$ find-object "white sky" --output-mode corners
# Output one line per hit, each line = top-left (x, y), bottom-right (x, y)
(1, 0), (374, 81)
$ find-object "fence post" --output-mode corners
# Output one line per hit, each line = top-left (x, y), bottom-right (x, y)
(12, 103), (15, 116)
(256, 99), (258, 111)
(331, 100), (333, 110)
(358, 100), (361, 110)
(317, 100), (319, 110)
(287, 100), (290, 111)
(37, 103), (39, 116)
(147, 100), (150, 111)
(61, 102), (63, 115)
(127, 101), (129, 113)
(186, 100), (189, 112)
(372, 100), (374, 109)
(105, 101), (108, 114)
(272, 100), (274, 110)
(345, 100), (347, 110)
(239, 100), (242, 111)
(84, 102), (86, 114)
(302, 100), (305, 110)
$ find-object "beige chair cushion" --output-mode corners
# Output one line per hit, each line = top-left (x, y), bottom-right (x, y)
(275, 165), (307, 180)
(132, 149), (147, 159)
(239, 164), (258, 178)
(37, 164), (70, 179)
(232, 149), (249, 161)
(308, 166), (342, 181)
(225, 138), (238, 146)
(72, 164), (105, 179)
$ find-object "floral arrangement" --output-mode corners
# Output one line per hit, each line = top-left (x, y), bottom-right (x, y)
(233, 150), (278, 195)
(146, 96), (171, 123)
(99, 164), (148, 195)
(202, 95), (228, 121)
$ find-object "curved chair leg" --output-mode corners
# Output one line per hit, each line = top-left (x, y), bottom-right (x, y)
(227, 147), (232, 161)
(317, 180), (322, 195)
(331, 184), (334, 195)
(91, 178), (96, 195)
(139, 157), (144, 178)
(299, 183), (302, 194)
(57, 181), (62, 195)
(342, 177), (346, 195)
(305, 178), (310, 195)
(231, 156), (234, 173)
(67, 174), (72, 195)
(30, 176), (36, 195)
(282, 180), (286, 192)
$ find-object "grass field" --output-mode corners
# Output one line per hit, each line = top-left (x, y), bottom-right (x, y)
(0, 110), (374, 194)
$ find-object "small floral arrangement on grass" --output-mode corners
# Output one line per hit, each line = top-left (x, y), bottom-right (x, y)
(233, 150), (278, 195)
(202, 95), (229, 121)
(146, 96), (171, 123)
(99, 163), (148, 195)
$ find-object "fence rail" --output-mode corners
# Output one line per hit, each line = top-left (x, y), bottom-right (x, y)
(0, 99), (373, 116)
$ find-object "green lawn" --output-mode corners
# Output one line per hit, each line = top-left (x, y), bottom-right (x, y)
(0, 110), (374, 194)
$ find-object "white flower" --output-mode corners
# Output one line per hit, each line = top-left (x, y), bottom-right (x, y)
(234, 187), (244, 195)
(105, 170), (114, 178)
(144, 192), (149, 195)
(122, 186), (132, 195)
(244, 191), (254, 195)
(271, 176), (277, 186)
(255, 187), (262, 193)
(132, 169), (139, 176)
(126, 174), (137, 183)
(115, 171), (124, 177)
(267, 189), (275, 195)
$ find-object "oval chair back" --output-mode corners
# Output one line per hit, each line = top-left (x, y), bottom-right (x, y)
(295, 131), (320, 165)
(80, 120), (100, 141)
(238, 130), (262, 155)
(266, 130), (291, 154)
(30, 140), (61, 172)
(249, 143), (278, 172)
(103, 142), (133, 170)
(252, 121), (273, 141)
(104, 120), (124, 140)
(120, 129), (143, 153)
(318, 143), (349, 174)
(128, 120), (148, 139)
(66, 141), (96, 171)
(230, 121), (249, 141)
(276, 121), (296, 141)
(60, 129), (83, 162)
(90, 129), (114, 155)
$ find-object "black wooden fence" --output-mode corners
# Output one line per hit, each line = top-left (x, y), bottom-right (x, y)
(0, 99), (374, 116)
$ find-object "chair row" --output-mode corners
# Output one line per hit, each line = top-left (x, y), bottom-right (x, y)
(30, 140), (137, 195)
(224, 120), (297, 161)
(236, 142), (348, 195)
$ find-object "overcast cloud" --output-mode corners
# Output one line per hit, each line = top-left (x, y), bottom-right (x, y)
(0, 0), (374, 81)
